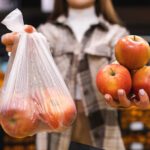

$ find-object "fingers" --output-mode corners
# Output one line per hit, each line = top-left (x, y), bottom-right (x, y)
(6, 45), (13, 52)
(134, 89), (150, 109)
(118, 89), (131, 107)
(105, 89), (149, 109)
(1, 32), (18, 46)
(1, 32), (19, 52)
(104, 89), (132, 109)
(105, 94), (118, 108)
(1, 25), (36, 52)
(1, 25), (35, 45)
(24, 25), (36, 33)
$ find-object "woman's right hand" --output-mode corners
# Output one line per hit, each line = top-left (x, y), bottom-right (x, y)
(1, 25), (36, 52)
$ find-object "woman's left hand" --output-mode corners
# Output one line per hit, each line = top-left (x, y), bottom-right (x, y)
(104, 89), (150, 109)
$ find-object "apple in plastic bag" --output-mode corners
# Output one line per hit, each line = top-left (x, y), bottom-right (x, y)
(0, 94), (38, 138)
(33, 88), (77, 132)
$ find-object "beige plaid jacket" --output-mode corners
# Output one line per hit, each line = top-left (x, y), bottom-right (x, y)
(36, 15), (129, 150)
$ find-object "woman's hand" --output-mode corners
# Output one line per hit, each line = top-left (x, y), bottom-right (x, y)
(105, 89), (150, 109)
(1, 25), (36, 52)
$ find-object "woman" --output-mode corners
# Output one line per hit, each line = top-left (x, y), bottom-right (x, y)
(1, 0), (150, 150)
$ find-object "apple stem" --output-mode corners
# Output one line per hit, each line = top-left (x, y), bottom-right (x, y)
(110, 68), (116, 76)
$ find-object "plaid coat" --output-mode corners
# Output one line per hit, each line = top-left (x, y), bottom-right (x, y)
(36, 15), (129, 150)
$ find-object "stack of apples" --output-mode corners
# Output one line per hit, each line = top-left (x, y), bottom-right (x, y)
(96, 35), (150, 101)
(0, 88), (77, 138)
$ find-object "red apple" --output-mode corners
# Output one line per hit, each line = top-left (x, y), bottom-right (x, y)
(96, 64), (132, 99)
(63, 100), (77, 128)
(115, 35), (150, 70)
(33, 88), (77, 132)
(0, 94), (38, 138)
(133, 66), (150, 98)
(33, 88), (63, 130)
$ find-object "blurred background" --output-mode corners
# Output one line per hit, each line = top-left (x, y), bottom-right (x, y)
(0, 0), (150, 150)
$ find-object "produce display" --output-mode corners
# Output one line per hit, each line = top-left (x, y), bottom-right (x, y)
(120, 109), (150, 150)
(96, 35), (150, 104)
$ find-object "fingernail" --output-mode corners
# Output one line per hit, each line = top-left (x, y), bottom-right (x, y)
(104, 94), (110, 100)
(139, 89), (145, 96)
(118, 89), (124, 96)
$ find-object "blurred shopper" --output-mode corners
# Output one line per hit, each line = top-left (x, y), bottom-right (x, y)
(1, 0), (149, 150)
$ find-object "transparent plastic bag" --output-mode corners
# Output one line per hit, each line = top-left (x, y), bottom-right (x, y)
(0, 9), (77, 138)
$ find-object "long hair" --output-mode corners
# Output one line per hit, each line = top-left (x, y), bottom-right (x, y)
(50, 0), (122, 25)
